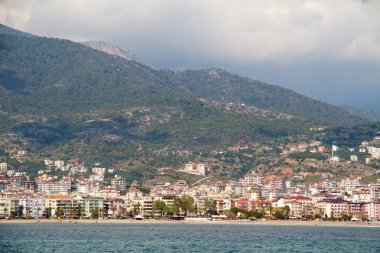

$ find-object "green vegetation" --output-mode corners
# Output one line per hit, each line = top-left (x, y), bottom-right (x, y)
(0, 28), (374, 183)
(289, 152), (327, 161)
(321, 122), (380, 147)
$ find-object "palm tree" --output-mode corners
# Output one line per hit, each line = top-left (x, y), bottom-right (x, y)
(3, 207), (8, 218)
(111, 206), (117, 217)
(37, 207), (41, 219)
(120, 207), (127, 217)
(25, 207), (31, 218)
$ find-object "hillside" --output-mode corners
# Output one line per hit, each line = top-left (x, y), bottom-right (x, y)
(342, 106), (380, 122)
(0, 30), (313, 144)
(160, 68), (363, 126)
(0, 23), (363, 125)
(0, 24), (373, 181)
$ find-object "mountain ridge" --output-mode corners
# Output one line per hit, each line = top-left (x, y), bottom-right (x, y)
(0, 24), (365, 131)
(81, 40), (150, 67)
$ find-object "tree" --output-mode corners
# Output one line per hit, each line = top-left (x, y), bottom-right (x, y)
(341, 213), (352, 221)
(283, 205), (290, 219)
(45, 207), (52, 218)
(90, 208), (99, 219)
(273, 211), (285, 220)
(152, 200), (166, 217)
(18, 205), (24, 217)
(111, 206), (117, 217)
(25, 207), (31, 218)
(174, 195), (195, 216)
(119, 207), (127, 217)
(55, 207), (64, 218)
(223, 210), (236, 219)
(204, 199), (217, 216)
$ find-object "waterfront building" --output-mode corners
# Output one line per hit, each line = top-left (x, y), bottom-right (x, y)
(19, 197), (45, 218)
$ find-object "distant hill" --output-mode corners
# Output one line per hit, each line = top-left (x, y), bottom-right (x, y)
(160, 68), (363, 126)
(342, 106), (380, 122)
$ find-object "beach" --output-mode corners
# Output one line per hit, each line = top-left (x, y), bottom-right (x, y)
(2, 218), (379, 228)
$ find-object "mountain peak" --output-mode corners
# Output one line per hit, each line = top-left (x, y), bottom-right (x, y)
(80, 40), (150, 67)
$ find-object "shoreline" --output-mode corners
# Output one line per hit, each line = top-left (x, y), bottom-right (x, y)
(1, 219), (380, 228)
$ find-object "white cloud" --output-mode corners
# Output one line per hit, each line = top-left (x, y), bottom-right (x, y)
(1, 0), (379, 64)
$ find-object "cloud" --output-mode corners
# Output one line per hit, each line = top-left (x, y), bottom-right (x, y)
(1, 0), (379, 65)
(1, 0), (380, 109)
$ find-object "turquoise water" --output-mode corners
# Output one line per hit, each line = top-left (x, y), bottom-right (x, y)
(0, 223), (379, 252)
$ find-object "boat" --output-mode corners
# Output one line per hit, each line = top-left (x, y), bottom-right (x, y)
(134, 215), (144, 220)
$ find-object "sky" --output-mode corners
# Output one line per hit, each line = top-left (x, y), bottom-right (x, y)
(1, 0), (380, 109)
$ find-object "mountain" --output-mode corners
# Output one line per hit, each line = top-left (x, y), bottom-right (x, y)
(0, 24), (34, 37)
(342, 106), (380, 122)
(81, 41), (149, 66)
(0, 24), (367, 151)
(1, 24), (373, 181)
(160, 68), (363, 126)
(0, 23), (363, 125)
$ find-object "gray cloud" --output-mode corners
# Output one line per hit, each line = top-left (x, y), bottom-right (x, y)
(1, 0), (380, 109)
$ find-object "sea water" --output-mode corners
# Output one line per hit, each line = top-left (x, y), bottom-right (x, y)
(0, 223), (379, 252)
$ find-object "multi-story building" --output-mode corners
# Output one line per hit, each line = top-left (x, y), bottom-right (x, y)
(216, 199), (232, 213)
(74, 195), (104, 218)
(0, 162), (8, 172)
(111, 176), (127, 191)
(240, 172), (264, 188)
(284, 200), (303, 218)
(0, 197), (18, 217)
(19, 197), (45, 218)
(317, 200), (349, 218)
(369, 184), (380, 201)
(363, 202), (380, 220)
(265, 177), (285, 191)
(36, 176), (72, 194)
(45, 196), (75, 218)
(340, 177), (364, 191)
(183, 162), (207, 176)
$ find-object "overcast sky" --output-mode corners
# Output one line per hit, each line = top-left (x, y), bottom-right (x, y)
(1, 0), (380, 109)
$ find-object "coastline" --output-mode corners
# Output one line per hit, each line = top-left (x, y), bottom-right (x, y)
(2, 218), (380, 228)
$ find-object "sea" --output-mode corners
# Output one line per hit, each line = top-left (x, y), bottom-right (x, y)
(0, 223), (379, 252)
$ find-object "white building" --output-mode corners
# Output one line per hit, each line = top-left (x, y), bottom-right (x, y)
(240, 172), (264, 187)
(54, 160), (65, 170)
(92, 167), (106, 174)
(0, 197), (18, 217)
(340, 177), (364, 191)
(0, 162), (8, 172)
(350, 155), (358, 162)
(183, 162), (207, 176)
(364, 202), (380, 220)
(19, 197), (45, 218)
(367, 146), (380, 159)
(37, 179), (72, 194)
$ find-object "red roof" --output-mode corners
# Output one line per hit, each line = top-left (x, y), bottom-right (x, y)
(292, 195), (311, 200)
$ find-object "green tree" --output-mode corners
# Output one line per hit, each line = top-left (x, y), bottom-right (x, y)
(153, 200), (166, 217)
(204, 199), (217, 216)
(174, 195), (195, 216)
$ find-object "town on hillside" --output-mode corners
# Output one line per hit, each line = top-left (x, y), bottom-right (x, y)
(1, 135), (380, 222)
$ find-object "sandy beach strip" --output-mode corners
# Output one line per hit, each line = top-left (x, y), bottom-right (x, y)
(1, 218), (380, 227)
